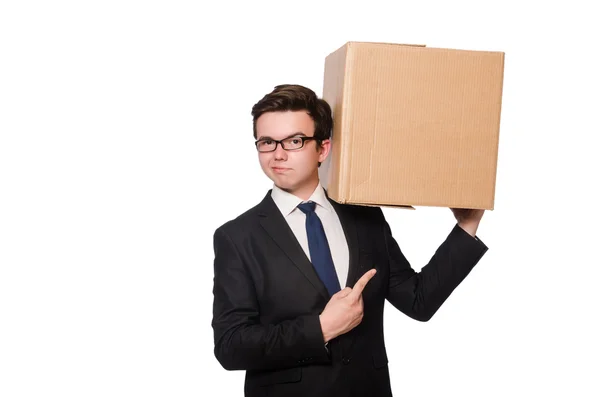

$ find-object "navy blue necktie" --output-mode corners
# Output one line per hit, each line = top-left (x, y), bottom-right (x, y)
(297, 201), (341, 296)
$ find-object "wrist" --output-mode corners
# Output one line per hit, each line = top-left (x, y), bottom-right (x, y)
(319, 314), (334, 343)
(458, 221), (479, 237)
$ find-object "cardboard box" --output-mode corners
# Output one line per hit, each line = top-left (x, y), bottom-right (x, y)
(319, 41), (505, 210)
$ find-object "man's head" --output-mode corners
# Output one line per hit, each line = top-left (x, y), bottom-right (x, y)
(251, 84), (333, 199)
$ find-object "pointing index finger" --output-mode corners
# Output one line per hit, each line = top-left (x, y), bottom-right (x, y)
(350, 269), (377, 299)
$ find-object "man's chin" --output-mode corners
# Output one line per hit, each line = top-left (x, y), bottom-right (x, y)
(272, 181), (295, 193)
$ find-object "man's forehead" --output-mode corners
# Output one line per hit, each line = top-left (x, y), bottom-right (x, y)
(256, 112), (315, 139)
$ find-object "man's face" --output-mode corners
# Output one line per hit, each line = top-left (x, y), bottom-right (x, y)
(255, 111), (330, 198)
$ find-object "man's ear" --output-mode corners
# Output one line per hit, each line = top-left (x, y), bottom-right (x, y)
(318, 139), (331, 164)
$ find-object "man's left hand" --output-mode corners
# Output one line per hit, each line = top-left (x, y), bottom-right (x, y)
(450, 208), (485, 237)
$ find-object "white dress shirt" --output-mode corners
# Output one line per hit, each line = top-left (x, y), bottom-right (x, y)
(271, 183), (350, 288)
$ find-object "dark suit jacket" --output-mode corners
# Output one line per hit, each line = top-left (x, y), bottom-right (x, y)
(212, 190), (488, 397)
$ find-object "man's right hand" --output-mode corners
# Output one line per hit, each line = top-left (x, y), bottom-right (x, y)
(319, 269), (377, 343)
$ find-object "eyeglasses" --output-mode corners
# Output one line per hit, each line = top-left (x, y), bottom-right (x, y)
(255, 136), (319, 152)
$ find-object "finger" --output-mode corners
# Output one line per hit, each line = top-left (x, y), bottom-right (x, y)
(349, 269), (376, 299)
(335, 287), (353, 299)
(356, 294), (363, 308)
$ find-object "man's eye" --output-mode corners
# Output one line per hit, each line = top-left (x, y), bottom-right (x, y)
(260, 140), (274, 145)
(290, 138), (302, 145)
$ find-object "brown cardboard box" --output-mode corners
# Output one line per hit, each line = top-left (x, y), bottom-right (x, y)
(319, 41), (505, 210)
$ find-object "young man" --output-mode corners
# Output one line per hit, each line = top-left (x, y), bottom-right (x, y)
(212, 84), (487, 397)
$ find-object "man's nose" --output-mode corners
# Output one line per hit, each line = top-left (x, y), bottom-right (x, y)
(273, 143), (287, 160)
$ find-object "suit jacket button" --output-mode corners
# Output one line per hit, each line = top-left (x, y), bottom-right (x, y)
(342, 357), (351, 365)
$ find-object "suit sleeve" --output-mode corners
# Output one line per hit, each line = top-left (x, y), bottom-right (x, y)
(211, 227), (330, 371)
(381, 211), (488, 322)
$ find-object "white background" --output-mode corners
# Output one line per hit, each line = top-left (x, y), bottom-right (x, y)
(1, 1), (599, 396)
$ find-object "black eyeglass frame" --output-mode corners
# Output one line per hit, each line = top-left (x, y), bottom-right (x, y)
(254, 136), (320, 152)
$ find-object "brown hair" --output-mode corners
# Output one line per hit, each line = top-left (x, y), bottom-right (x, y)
(251, 84), (333, 142)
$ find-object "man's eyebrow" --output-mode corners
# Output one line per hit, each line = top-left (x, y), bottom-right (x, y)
(257, 132), (308, 140)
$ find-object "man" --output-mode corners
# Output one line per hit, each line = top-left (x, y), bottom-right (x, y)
(212, 84), (487, 397)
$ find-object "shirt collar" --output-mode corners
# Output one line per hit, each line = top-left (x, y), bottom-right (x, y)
(271, 182), (333, 217)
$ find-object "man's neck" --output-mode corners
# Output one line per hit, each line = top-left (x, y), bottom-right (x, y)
(279, 179), (320, 202)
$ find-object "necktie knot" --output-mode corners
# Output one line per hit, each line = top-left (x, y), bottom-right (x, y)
(297, 201), (316, 214)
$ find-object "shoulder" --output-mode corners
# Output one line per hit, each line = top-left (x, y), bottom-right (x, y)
(215, 204), (260, 235)
(333, 201), (385, 219)
(213, 193), (270, 239)
(331, 201), (388, 231)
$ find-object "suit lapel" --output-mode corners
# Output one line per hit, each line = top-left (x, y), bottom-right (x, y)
(328, 198), (361, 288)
(257, 192), (330, 301)
(328, 196), (362, 356)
